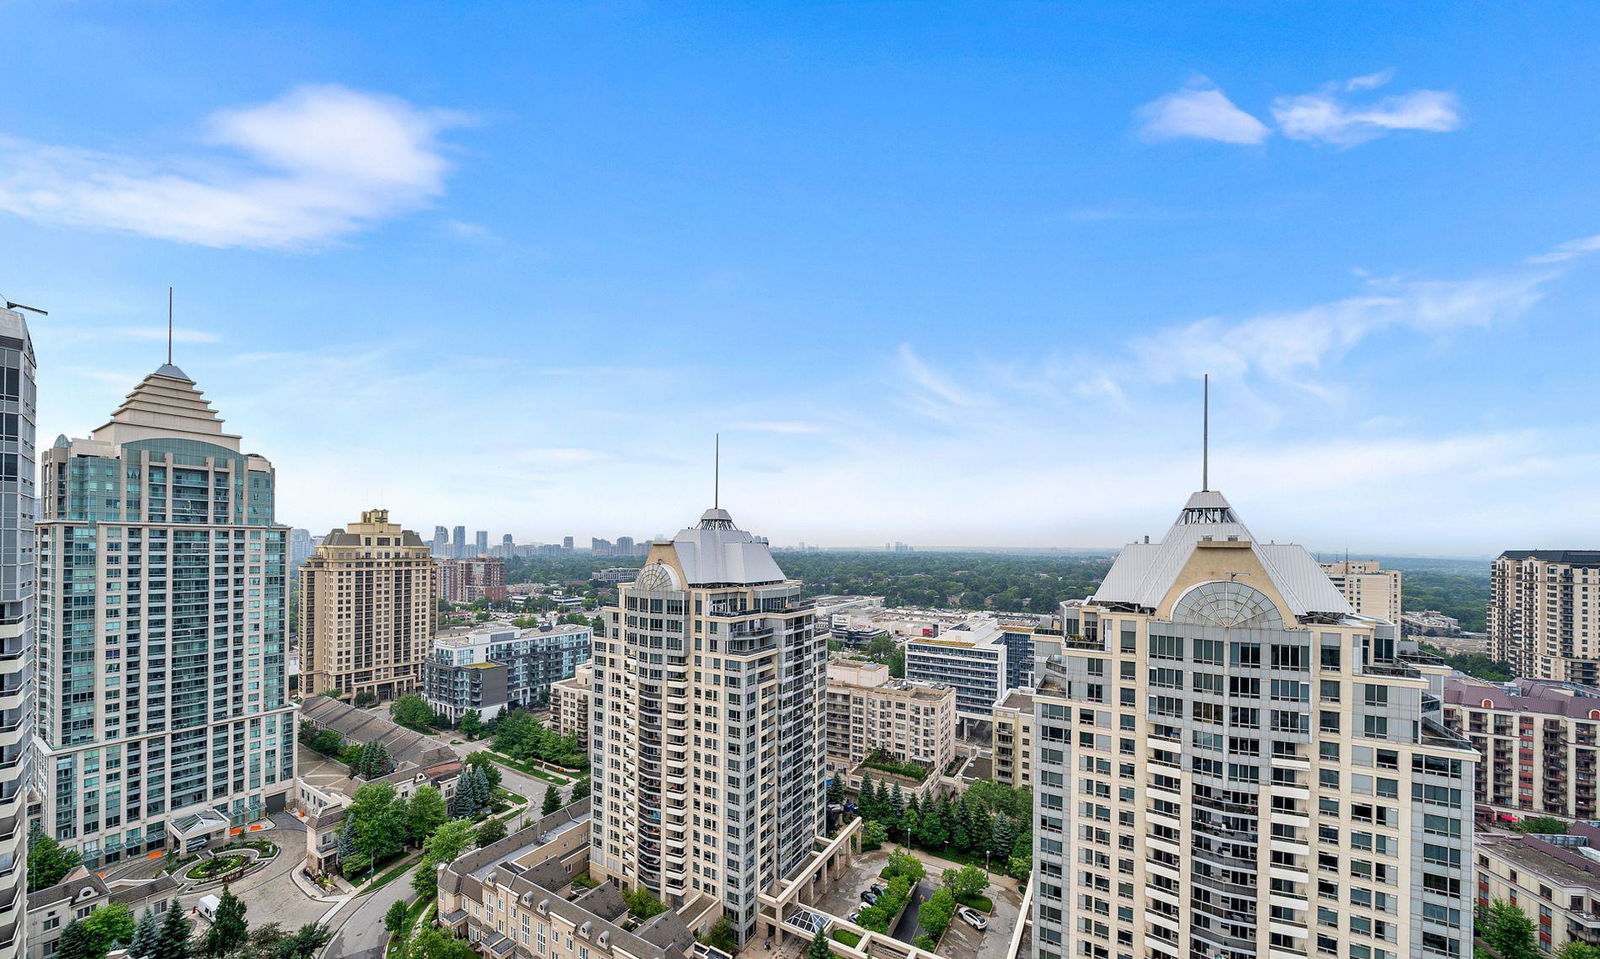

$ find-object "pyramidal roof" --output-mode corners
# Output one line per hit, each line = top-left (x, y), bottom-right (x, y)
(1093, 489), (1354, 620)
(669, 507), (787, 586)
(90, 366), (242, 452)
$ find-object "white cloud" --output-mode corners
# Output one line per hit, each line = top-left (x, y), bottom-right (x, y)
(1135, 82), (1271, 145)
(1528, 234), (1600, 264)
(1272, 71), (1460, 145)
(0, 85), (467, 249)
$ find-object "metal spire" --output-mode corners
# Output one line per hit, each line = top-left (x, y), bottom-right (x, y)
(714, 433), (720, 509)
(1202, 373), (1209, 491)
(167, 286), (174, 366)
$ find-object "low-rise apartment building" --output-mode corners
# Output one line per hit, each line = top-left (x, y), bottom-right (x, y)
(26, 869), (176, 959)
(990, 688), (1034, 787)
(1477, 823), (1600, 954)
(1442, 676), (1600, 820)
(437, 800), (712, 959)
(422, 623), (592, 723)
(549, 663), (593, 747)
(823, 659), (955, 773)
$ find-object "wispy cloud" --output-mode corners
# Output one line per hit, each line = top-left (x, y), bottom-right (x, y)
(1528, 234), (1600, 264)
(895, 343), (993, 422)
(1138, 70), (1460, 148)
(1134, 80), (1270, 145)
(1272, 72), (1460, 145)
(112, 326), (221, 344)
(0, 85), (469, 249)
(729, 420), (828, 435)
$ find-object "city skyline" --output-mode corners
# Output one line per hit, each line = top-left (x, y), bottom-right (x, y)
(4, 4), (1600, 553)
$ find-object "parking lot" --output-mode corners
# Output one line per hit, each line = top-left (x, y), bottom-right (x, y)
(804, 847), (1023, 959)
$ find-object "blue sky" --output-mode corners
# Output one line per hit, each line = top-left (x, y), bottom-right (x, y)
(4, 2), (1599, 554)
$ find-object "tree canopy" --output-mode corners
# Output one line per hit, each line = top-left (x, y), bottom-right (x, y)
(28, 826), (83, 891)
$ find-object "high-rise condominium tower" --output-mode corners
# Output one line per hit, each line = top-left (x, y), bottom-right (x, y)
(432, 525), (449, 556)
(1319, 559), (1403, 626)
(590, 507), (824, 944)
(0, 307), (35, 957)
(1031, 488), (1475, 959)
(37, 363), (294, 864)
(300, 509), (438, 702)
(474, 530), (488, 555)
(452, 525), (466, 555)
(1490, 550), (1600, 683)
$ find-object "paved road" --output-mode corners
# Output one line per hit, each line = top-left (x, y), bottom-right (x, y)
(892, 881), (929, 943)
(324, 864), (417, 959)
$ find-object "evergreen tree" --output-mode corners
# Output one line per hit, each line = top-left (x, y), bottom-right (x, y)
(335, 818), (356, 862)
(826, 778), (844, 806)
(873, 780), (891, 819)
(857, 773), (876, 818)
(447, 780), (474, 819)
(154, 900), (192, 959)
(56, 920), (96, 959)
(130, 907), (161, 959)
(203, 887), (249, 959)
(806, 932), (833, 959)
(988, 816), (1017, 862)
(541, 785), (562, 816)
(889, 783), (905, 819)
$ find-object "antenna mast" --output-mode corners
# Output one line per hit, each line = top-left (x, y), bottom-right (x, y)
(1202, 373), (1209, 491)
(714, 433), (720, 509)
(167, 286), (174, 365)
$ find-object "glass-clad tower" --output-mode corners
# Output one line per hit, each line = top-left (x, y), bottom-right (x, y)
(0, 307), (35, 958)
(36, 363), (295, 864)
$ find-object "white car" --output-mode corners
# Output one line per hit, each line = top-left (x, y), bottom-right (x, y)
(957, 906), (987, 930)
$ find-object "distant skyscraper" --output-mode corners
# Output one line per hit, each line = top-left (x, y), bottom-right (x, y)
(433, 525), (449, 556)
(562, 535), (574, 551)
(616, 535), (634, 555)
(1490, 550), (1600, 683)
(38, 360), (295, 864)
(289, 527), (314, 574)
(475, 529), (488, 555)
(0, 306), (34, 955)
(300, 509), (438, 702)
(452, 525), (466, 554)
(590, 506), (824, 943)
(1030, 488), (1475, 959)
(501, 533), (513, 548)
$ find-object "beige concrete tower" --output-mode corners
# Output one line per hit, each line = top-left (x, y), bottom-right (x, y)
(300, 509), (438, 702)
(589, 506), (825, 945)
(1031, 489), (1477, 959)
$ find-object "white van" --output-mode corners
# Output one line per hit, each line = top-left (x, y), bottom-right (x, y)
(196, 895), (221, 923)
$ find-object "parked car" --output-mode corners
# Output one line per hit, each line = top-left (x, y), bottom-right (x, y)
(847, 909), (862, 924)
(860, 889), (880, 905)
(957, 906), (987, 930)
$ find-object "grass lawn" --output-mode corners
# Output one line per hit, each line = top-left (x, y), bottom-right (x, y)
(831, 930), (862, 948)
(362, 853), (421, 893)
(957, 893), (994, 913)
(484, 751), (577, 784)
(386, 897), (436, 959)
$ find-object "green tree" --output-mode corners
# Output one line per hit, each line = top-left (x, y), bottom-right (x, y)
(345, 782), (407, 873)
(130, 907), (161, 959)
(27, 825), (83, 891)
(351, 740), (392, 779)
(918, 886), (957, 941)
(1515, 815), (1569, 835)
(412, 819), (479, 898)
(856, 773), (877, 819)
(409, 927), (478, 959)
(476, 818), (508, 847)
(57, 920), (97, 959)
(943, 865), (988, 903)
(408, 785), (448, 840)
(1480, 900), (1539, 959)
(571, 777), (591, 801)
(826, 778), (844, 806)
(82, 902), (136, 956)
(700, 917), (737, 953)
(391, 695), (436, 732)
(807, 932), (833, 959)
(885, 848), (924, 883)
(1557, 943), (1600, 959)
(204, 887), (249, 959)
(541, 785), (562, 816)
(463, 752), (502, 790)
(624, 888), (667, 920)
(459, 710), (484, 740)
(861, 820), (889, 851)
(384, 900), (409, 936)
(154, 900), (192, 959)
